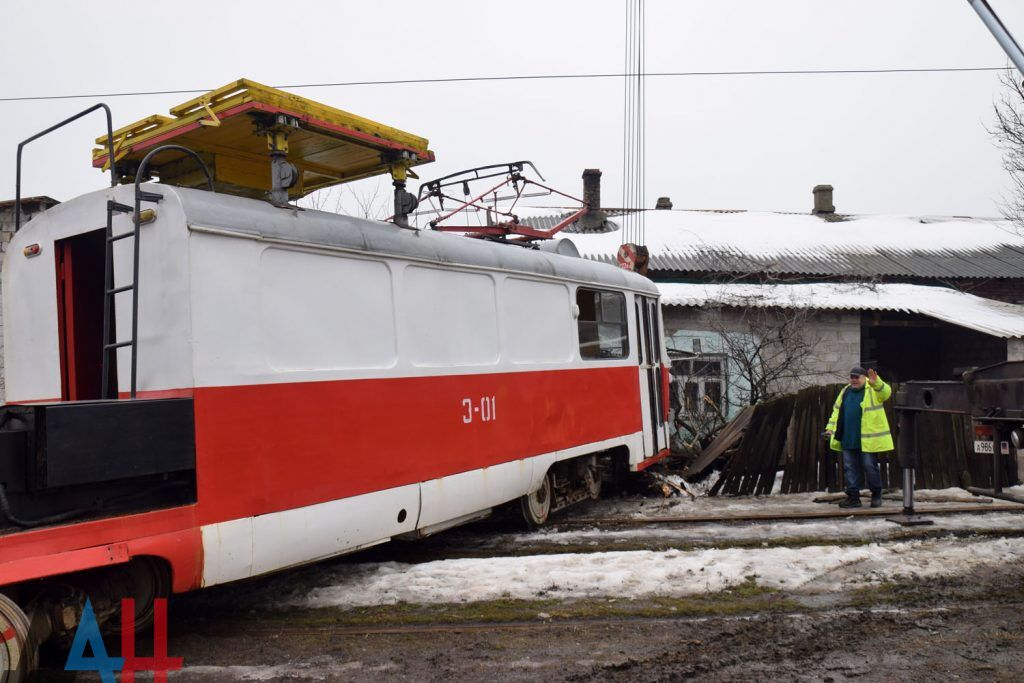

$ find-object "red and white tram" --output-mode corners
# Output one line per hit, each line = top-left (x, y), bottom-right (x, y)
(0, 84), (670, 674)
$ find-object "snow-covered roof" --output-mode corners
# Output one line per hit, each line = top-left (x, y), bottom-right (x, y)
(657, 281), (1024, 338)
(562, 210), (1024, 279)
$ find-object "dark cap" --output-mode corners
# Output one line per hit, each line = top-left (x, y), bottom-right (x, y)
(850, 366), (867, 376)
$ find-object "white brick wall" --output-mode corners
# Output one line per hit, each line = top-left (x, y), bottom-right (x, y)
(662, 305), (861, 412)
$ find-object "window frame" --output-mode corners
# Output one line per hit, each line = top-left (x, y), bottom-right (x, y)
(576, 287), (630, 361)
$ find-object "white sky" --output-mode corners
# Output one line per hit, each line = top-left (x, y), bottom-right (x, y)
(3, 0), (1024, 217)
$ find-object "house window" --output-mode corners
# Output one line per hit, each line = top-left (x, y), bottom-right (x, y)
(577, 289), (629, 360)
(683, 381), (699, 412)
(670, 351), (728, 415)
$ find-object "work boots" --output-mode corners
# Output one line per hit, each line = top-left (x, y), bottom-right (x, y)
(838, 496), (862, 509)
(870, 490), (883, 508)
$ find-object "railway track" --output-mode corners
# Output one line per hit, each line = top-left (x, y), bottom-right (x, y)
(559, 502), (1024, 527)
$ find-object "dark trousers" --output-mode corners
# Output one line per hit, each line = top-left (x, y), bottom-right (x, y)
(842, 448), (882, 499)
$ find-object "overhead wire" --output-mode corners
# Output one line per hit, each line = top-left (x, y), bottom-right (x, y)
(0, 67), (1008, 103)
(622, 0), (646, 247)
(621, 0), (633, 245)
(623, 0), (635, 244)
(632, 0), (642, 245)
(640, 0), (647, 247)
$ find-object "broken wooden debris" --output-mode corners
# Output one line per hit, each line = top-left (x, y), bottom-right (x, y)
(682, 405), (754, 480)
(647, 471), (695, 499)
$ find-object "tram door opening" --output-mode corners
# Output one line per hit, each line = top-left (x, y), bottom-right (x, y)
(635, 296), (668, 457)
(55, 229), (111, 400)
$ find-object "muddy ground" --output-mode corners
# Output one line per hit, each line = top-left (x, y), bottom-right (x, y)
(160, 564), (1024, 682)
(30, 500), (1024, 681)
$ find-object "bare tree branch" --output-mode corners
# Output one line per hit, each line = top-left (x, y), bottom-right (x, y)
(705, 302), (823, 409)
(988, 69), (1024, 235)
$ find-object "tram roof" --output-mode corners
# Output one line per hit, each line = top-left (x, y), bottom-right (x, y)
(172, 186), (658, 294)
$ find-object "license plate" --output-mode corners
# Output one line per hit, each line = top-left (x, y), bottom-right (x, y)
(974, 439), (995, 454)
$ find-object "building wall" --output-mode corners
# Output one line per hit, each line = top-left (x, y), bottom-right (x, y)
(0, 200), (59, 403)
(662, 305), (860, 418)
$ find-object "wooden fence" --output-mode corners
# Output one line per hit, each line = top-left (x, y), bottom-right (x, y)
(699, 383), (1018, 495)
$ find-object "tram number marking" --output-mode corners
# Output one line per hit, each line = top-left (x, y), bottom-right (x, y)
(462, 396), (497, 424)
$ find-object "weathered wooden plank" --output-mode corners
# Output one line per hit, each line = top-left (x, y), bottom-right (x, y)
(683, 405), (754, 479)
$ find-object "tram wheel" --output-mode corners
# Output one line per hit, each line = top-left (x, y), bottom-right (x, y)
(0, 593), (36, 683)
(520, 472), (552, 529)
(105, 558), (171, 635)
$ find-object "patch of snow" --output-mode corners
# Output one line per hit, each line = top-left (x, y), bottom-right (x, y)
(685, 470), (720, 497)
(291, 537), (1024, 608)
(568, 210), (1023, 258)
(655, 282), (1024, 339)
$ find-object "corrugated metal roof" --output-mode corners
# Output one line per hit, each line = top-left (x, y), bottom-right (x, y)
(658, 282), (1024, 338)
(584, 243), (1024, 278)
(563, 210), (1024, 279)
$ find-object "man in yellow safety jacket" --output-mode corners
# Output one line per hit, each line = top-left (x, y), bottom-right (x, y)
(824, 366), (894, 508)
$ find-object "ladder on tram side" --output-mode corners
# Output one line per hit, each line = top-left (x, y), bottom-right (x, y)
(99, 144), (213, 400)
(100, 189), (162, 400)
(15, 106), (213, 402)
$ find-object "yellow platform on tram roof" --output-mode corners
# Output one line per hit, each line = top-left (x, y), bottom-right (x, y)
(92, 78), (434, 200)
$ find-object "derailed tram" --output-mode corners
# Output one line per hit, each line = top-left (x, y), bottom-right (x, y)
(0, 80), (670, 674)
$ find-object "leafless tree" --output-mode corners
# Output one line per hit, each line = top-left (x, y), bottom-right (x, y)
(705, 302), (822, 410)
(349, 179), (389, 220)
(300, 186), (345, 213)
(298, 179), (390, 220)
(670, 392), (728, 455)
(990, 69), (1024, 232)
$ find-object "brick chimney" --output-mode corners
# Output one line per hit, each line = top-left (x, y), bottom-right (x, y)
(577, 168), (610, 232)
(582, 169), (601, 210)
(812, 184), (835, 215)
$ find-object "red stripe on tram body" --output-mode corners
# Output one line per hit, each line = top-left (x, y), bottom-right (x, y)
(192, 366), (642, 523)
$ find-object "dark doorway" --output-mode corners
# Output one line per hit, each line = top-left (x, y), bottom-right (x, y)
(861, 313), (1006, 382)
(55, 229), (113, 400)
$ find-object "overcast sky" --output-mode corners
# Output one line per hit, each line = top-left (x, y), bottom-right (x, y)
(3, 0), (1024, 218)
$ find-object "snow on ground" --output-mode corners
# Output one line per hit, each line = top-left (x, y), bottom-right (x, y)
(291, 536), (1024, 609)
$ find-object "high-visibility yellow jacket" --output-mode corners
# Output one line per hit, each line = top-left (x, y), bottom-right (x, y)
(825, 377), (894, 453)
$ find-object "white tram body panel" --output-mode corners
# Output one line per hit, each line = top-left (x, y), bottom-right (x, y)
(1, 184), (670, 589)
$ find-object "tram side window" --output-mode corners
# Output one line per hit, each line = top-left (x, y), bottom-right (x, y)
(577, 289), (628, 360)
